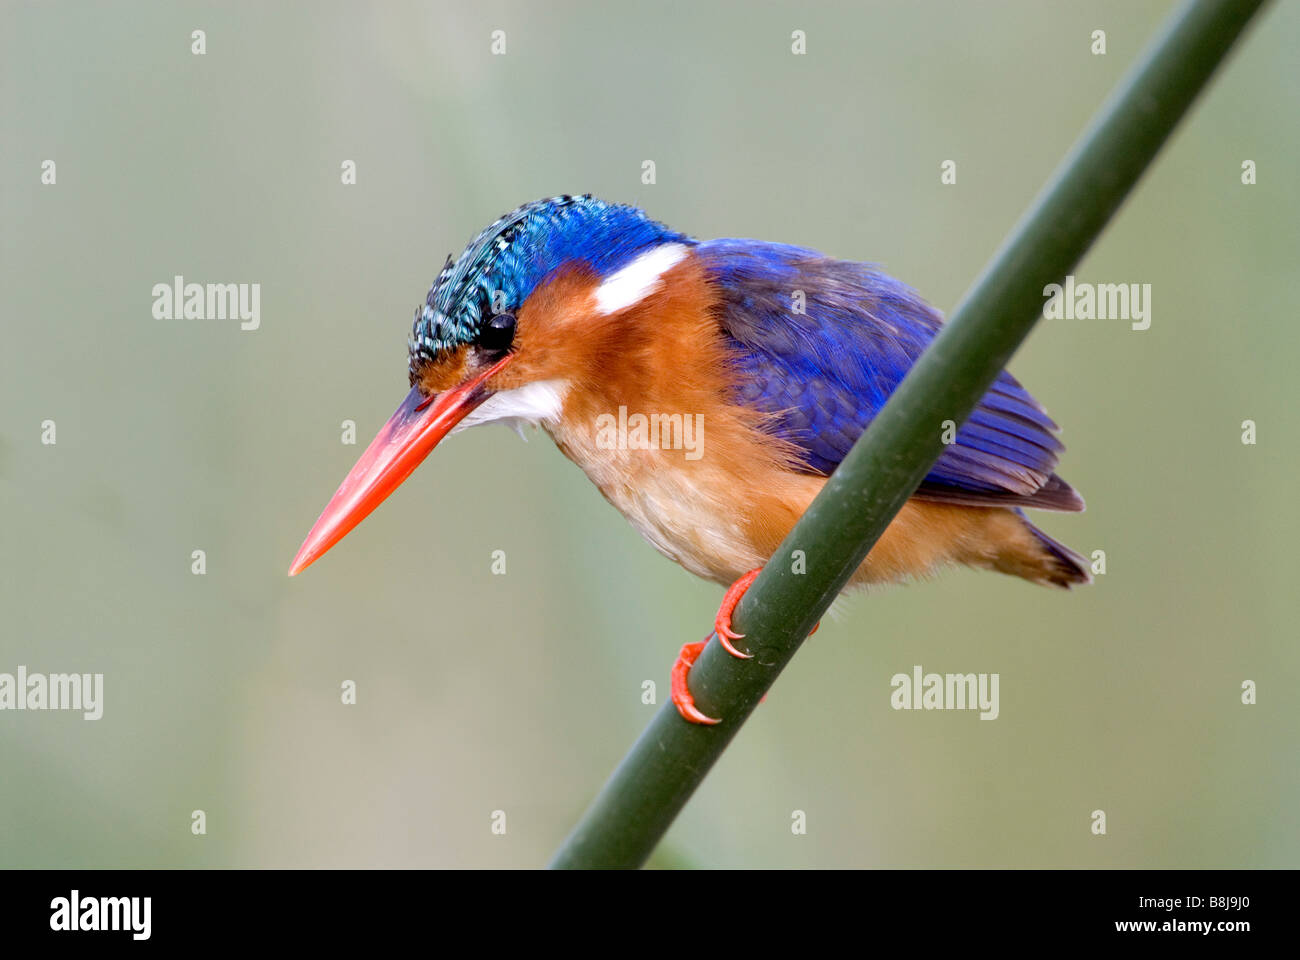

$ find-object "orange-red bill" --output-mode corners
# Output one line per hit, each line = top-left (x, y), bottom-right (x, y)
(288, 356), (511, 576)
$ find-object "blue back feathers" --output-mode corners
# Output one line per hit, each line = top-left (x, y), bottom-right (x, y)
(409, 195), (689, 376)
(697, 238), (1079, 507)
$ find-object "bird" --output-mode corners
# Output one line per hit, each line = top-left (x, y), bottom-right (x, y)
(288, 194), (1089, 724)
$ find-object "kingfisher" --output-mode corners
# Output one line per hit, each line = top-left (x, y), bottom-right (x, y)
(289, 195), (1089, 724)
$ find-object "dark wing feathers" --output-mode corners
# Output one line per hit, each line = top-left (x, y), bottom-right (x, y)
(697, 239), (1083, 512)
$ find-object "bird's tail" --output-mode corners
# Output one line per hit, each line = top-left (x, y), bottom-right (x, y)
(993, 509), (1092, 588)
(845, 499), (1092, 589)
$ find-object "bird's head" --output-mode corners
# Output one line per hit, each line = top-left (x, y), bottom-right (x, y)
(289, 194), (691, 575)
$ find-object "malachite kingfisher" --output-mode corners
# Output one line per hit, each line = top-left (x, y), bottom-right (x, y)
(289, 194), (1089, 724)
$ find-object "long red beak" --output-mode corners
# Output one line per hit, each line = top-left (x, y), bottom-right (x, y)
(288, 355), (512, 576)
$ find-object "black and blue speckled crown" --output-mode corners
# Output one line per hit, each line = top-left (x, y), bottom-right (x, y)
(408, 194), (689, 380)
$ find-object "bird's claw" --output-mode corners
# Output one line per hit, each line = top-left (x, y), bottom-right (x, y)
(713, 567), (762, 657)
(671, 640), (720, 725)
(670, 568), (766, 724)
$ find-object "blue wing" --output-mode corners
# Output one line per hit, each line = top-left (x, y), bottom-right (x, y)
(698, 239), (1083, 510)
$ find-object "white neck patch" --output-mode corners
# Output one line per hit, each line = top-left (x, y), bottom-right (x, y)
(452, 379), (569, 437)
(594, 243), (689, 315)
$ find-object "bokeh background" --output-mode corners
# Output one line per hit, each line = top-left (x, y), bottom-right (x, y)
(2, 0), (1296, 868)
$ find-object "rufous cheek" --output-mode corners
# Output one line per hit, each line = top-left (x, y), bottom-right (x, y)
(415, 345), (470, 395)
(495, 267), (603, 390)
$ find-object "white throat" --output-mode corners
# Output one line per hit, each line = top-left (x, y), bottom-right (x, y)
(452, 379), (569, 437)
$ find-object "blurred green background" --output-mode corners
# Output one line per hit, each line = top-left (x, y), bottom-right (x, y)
(2, 0), (1296, 868)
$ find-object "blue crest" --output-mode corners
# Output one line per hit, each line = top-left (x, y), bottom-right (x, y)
(408, 195), (690, 377)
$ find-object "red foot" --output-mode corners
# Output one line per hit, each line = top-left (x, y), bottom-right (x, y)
(670, 568), (822, 725)
(671, 568), (761, 724)
(713, 568), (762, 657)
(671, 640), (719, 725)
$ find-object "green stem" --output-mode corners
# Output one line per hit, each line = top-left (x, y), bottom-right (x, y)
(550, 0), (1270, 870)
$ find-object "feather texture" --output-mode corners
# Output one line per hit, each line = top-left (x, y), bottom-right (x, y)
(697, 239), (1083, 511)
(409, 195), (688, 377)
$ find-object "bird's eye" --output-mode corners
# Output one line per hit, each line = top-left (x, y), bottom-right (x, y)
(478, 313), (516, 354)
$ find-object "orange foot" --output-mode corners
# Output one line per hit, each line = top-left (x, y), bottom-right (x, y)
(671, 567), (824, 725)
(668, 567), (762, 725)
(712, 568), (762, 657)
(670, 640), (718, 725)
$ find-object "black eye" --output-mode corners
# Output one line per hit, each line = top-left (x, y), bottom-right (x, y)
(478, 313), (516, 354)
